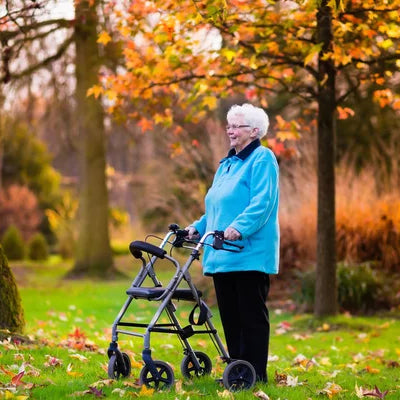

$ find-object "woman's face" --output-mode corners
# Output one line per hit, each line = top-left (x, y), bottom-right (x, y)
(226, 114), (258, 153)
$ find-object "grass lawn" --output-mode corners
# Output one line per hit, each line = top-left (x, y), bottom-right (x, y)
(1, 254), (400, 399)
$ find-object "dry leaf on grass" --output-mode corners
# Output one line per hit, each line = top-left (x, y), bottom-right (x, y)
(254, 389), (271, 399)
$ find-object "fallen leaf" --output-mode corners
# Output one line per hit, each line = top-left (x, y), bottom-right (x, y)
(254, 389), (271, 399)
(286, 344), (297, 353)
(67, 363), (83, 377)
(363, 385), (389, 399)
(386, 360), (400, 368)
(319, 382), (345, 398)
(69, 354), (89, 363)
(111, 388), (126, 397)
(0, 366), (15, 377)
(122, 380), (141, 388)
(138, 385), (154, 397)
(320, 357), (332, 366)
(355, 383), (367, 398)
(44, 355), (62, 368)
(88, 387), (106, 398)
(217, 389), (234, 399)
(353, 353), (365, 362)
(90, 379), (115, 388)
(22, 363), (41, 377)
(274, 370), (288, 385)
(362, 365), (380, 374)
(11, 371), (25, 386)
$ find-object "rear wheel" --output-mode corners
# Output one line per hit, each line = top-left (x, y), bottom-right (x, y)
(222, 360), (256, 391)
(181, 351), (212, 379)
(139, 360), (174, 390)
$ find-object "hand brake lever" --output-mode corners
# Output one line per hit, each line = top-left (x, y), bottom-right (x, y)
(213, 230), (244, 252)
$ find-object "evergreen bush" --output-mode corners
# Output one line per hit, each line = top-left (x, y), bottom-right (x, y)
(28, 233), (49, 261)
(296, 262), (395, 314)
(1, 225), (25, 260)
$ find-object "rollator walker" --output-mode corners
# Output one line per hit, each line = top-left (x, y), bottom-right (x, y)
(107, 224), (257, 391)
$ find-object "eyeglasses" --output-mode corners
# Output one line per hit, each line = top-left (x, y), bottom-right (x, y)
(226, 124), (251, 130)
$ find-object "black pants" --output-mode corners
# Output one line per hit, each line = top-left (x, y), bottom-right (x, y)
(213, 271), (270, 381)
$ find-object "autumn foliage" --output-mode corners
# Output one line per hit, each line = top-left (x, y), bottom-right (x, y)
(92, 0), (400, 142)
(278, 147), (400, 276)
(0, 185), (42, 241)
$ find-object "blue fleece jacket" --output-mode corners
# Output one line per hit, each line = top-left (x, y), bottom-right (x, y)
(192, 139), (280, 276)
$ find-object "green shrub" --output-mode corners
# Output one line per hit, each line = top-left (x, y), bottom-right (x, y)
(28, 233), (49, 261)
(296, 262), (394, 314)
(45, 191), (77, 259)
(1, 225), (25, 260)
(111, 241), (130, 256)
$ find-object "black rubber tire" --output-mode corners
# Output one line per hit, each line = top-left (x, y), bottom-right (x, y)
(139, 360), (174, 390)
(181, 351), (212, 379)
(108, 355), (120, 379)
(121, 352), (131, 377)
(222, 360), (256, 391)
(107, 352), (131, 379)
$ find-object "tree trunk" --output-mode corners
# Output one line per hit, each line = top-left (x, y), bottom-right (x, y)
(315, 1), (338, 316)
(0, 92), (4, 191)
(69, 0), (114, 277)
(0, 245), (24, 333)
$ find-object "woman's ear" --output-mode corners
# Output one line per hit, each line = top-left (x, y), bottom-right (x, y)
(251, 127), (259, 139)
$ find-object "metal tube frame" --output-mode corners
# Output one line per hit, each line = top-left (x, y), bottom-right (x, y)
(109, 230), (231, 369)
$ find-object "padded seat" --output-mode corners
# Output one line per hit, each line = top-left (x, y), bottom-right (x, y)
(126, 287), (202, 301)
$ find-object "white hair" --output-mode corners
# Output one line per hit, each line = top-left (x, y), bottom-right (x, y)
(227, 103), (270, 139)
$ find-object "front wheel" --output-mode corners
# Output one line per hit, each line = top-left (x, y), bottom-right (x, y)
(222, 360), (256, 391)
(181, 351), (212, 379)
(139, 360), (174, 390)
(107, 352), (131, 379)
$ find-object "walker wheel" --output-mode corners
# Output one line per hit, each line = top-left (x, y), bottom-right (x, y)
(108, 352), (131, 379)
(139, 360), (174, 390)
(222, 360), (256, 391)
(181, 351), (212, 379)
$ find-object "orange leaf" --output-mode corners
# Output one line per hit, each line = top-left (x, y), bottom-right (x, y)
(137, 118), (154, 133)
(337, 106), (355, 120)
(87, 85), (103, 99)
(392, 99), (400, 110)
(69, 327), (87, 339)
(364, 365), (380, 374)
(0, 365), (15, 376)
(97, 31), (111, 45)
(286, 344), (297, 353)
(139, 384), (154, 397)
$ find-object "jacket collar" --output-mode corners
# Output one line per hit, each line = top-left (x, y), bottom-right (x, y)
(227, 139), (261, 160)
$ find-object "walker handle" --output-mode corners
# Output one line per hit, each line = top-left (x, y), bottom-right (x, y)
(213, 230), (244, 251)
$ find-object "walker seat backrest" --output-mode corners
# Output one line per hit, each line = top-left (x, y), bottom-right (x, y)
(129, 241), (167, 259)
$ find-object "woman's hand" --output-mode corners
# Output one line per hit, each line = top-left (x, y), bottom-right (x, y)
(224, 227), (241, 241)
(185, 226), (199, 239)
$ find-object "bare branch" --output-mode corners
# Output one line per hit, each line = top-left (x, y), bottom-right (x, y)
(0, 18), (74, 42)
(2, 34), (74, 83)
(2, 0), (45, 31)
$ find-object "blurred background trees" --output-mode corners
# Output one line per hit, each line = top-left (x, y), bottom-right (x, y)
(1, 0), (400, 315)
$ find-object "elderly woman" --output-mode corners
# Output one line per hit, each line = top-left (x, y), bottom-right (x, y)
(187, 103), (279, 383)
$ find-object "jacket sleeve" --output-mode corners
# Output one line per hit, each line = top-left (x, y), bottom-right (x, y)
(192, 214), (207, 236)
(230, 158), (279, 239)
